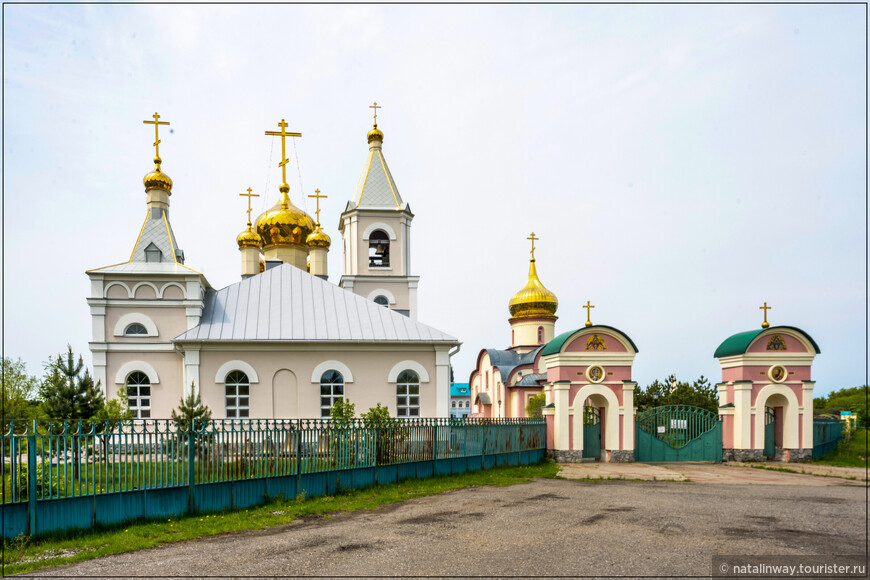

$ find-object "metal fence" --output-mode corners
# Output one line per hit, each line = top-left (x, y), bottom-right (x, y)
(1, 418), (545, 538)
(812, 418), (843, 458)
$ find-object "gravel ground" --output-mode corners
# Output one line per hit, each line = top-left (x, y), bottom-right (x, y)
(20, 475), (868, 579)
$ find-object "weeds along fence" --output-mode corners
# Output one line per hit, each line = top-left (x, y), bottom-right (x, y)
(1, 418), (545, 538)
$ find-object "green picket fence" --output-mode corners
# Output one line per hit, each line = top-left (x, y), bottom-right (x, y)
(1, 418), (545, 538)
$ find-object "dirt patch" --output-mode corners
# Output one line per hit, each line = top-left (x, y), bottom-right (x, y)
(581, 513), (606, 524)
(399, 511), (457, 524)
(604, 506), (636, 512)
(526, 493), (569, 501)
(337, 542), (375, 552)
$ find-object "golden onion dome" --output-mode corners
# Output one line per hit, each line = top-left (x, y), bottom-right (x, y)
(236, 227), (262, 249)
(143, 158), (172, 192)
(508, 259), (559, 319)
(306, 225), (331, 249)
(254, 184), (316, 249)
(367, 125), (384, 144)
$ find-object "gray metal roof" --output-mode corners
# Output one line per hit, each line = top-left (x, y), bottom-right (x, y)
(485, 346), (543, 384)
(174, 263), (457, 343)
(515, 373), (546, 386)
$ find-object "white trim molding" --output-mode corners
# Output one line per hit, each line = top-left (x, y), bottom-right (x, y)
(753, 384), (800, 449)
(387, 360), (430, 383)
(104, 282), (132, 299)
(115, 361), (160, 385)
(132, 281), (160, 299)
(113, 313), (159, 337)
(366, 288), (397, 305)
(310, 360), (355, 383)
(214, 360), (260, 384)
(159, 282), (186, 299)
(362, 222), (397, 241)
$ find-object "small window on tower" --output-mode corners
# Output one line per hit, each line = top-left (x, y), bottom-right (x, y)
(373, 295), (389, 307)
(537, 326), (544, 344)
(125, 323), (148, 336)
(368, 230), (390, 267)
(144, 242), (163, 263)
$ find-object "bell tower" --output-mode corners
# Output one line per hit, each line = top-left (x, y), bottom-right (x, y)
(339, 103), (419, 319)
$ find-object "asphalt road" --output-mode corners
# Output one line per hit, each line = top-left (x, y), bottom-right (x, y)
(22, 474), (867, 579)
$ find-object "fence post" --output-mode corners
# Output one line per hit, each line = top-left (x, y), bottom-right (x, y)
(295, 424), (302, 499)
(27, 420), (37, 537)
(188, 426), (196, 515)
(432, 421), (439, 475)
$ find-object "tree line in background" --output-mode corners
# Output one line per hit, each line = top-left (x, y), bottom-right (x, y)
(814, 385), (868, 428)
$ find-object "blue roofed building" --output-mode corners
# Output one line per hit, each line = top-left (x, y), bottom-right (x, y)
(450, 382), (471, 419)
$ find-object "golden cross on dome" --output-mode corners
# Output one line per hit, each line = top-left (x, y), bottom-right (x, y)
(239, 187), (259, 227)
(583, 301), (595, 327)
(527, 232), (539, 259)
(143, 112), (170, 167)
(308, 188), (327, 226)
(759, 302), (772, 329)
(264, 119), (302, 186)
(369, 102), (381, 126)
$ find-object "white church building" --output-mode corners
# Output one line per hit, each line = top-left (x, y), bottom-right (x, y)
(86, 110), (459, 419)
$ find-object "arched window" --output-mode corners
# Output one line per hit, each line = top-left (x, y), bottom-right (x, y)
(368, 230), (390, 267)
(126, 371), (151, 419)
(396, 370), (420, 417)
(125, 323), (148, 336)
(225, 371), (250, 418)
(451, 400), (457, 408)
(373, 295), (389, 307)
(320, 370), (344, 417)
(537, 326), (544, 344)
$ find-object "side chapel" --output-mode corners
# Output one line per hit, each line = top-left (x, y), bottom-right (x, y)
(86, 107), (459, 420)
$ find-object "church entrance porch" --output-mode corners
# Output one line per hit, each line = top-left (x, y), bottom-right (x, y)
(634, 405), (722, 462)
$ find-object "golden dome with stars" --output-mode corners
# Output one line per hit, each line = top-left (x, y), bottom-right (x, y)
(254, 184), (316, 250)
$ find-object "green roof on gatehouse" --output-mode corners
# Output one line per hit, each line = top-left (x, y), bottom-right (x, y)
(541, 325), (639, 357)
(713, 326), (820, 358)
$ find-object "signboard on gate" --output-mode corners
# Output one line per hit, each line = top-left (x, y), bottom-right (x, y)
(670, 419), (688, 429)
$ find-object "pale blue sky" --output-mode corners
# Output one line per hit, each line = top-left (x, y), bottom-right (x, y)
(2, 4), (865, 396)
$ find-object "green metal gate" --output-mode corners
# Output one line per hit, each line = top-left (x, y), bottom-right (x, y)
(763, 406), (776, 458)
(635, 405), (722, 462)
(582, 406), (601, 459)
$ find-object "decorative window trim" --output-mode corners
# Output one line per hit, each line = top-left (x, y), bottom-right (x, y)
(115, 361), (159, 385)
(768, 365), (788, 383)
(224, 370), (250, 418)
(131, 281), (160, 299)
(159, 282), (186, 299)
(310, 360), (354, 384)
(586, 365), (606, 383)
(366, 288), (397, 305)
(104, 282), (132, 299)
(387, 360), (430, 383)
(125, 371), (151, 419)
(215, 360), (259, 384)
(362, 222), (397, 241)
(113, 313), (159, 337)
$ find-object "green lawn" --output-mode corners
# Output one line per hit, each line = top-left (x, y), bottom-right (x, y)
(2, 460), (559, 575)
(812, 428), (868, 467)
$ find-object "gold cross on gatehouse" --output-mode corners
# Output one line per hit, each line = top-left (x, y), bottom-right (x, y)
(583, 301), (595, 327)
(143, 112), (170, 168)
(759, 302), (772, 329)
(264, 119), (302, 187)
(239, 187), (259, 227)
(527, 232), (538, 259)
(308, 188), (327, 226)
(370, 102), (381, 127)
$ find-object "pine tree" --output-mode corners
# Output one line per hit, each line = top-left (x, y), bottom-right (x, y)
(170, 384), (212, 432)
(39, 346), (105, 421)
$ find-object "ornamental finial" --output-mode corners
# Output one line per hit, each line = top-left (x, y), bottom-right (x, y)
(240, 187), (259, 228)
(308, 188), (327, 227)
(759, 302), (772, 329)
(583, 301), (595, 327)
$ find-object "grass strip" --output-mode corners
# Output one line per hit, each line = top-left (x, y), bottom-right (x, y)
(2, 460), (559, 575)
(811, 428), (868, 468)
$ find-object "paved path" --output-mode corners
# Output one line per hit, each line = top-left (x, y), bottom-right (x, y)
(23, 464), (868, 578)
(558, 461), (867, 485)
